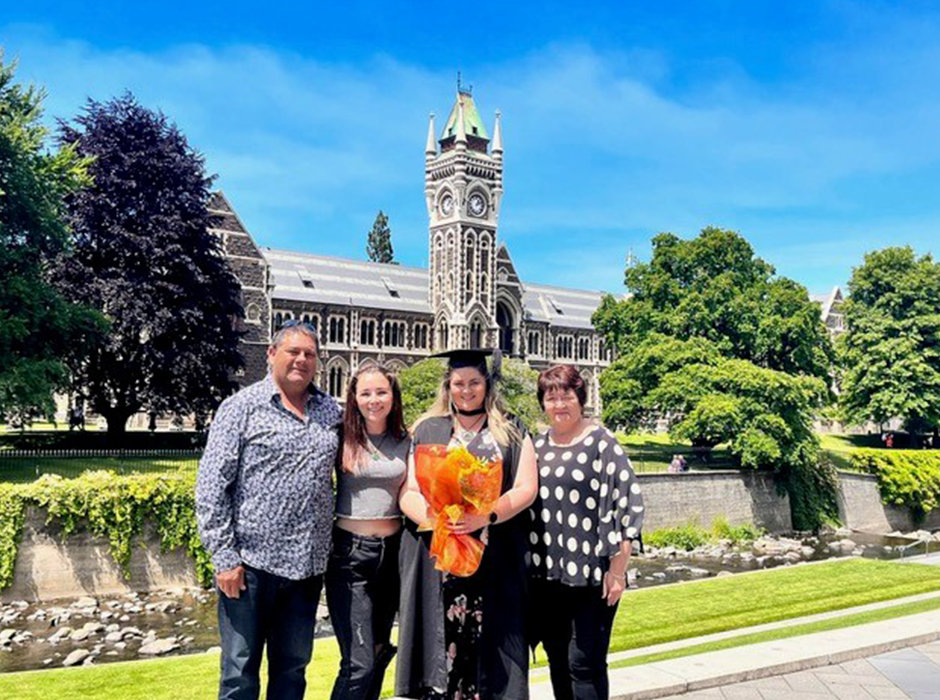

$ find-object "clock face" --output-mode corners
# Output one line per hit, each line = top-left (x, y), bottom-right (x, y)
(468, 193), (487, 217)
(440, 194), (454, 216)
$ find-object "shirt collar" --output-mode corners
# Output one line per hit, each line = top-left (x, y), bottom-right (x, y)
(263, 374), (324, 408)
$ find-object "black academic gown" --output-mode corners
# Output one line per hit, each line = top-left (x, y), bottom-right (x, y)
(395, 416), (530, 699)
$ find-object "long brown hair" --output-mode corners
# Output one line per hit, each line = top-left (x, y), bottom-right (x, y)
(341, 364), (407, 472)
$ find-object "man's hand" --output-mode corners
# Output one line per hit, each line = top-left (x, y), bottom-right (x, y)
(217, 565), (247, 599)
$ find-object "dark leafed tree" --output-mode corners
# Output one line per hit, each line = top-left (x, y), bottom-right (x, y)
(0, 55), (104, 425)
(366, 210), (395, 264)
(55, 93), (243, 438)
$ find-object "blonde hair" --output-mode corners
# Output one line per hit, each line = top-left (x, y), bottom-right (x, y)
(413, 366), (521, 446)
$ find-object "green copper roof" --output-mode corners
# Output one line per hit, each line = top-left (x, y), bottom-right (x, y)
(441, 91), (489, 140)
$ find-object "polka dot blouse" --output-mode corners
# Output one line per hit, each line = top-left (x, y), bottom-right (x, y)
(527, 425), (645, 587)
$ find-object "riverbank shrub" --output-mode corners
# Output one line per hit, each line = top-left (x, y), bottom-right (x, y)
(645, 517), (764, 551)
(0, 471), (211, 591)
(852, 449), (940, 517)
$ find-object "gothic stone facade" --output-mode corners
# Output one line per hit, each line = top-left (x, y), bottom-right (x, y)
(211, 89), (617, 412)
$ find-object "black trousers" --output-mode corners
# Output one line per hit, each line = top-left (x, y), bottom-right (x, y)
(217, 565), (322, 700)
(325, 526), (401, 700)
(532, 579), (619, 700)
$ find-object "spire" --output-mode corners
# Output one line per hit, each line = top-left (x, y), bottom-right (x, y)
(455, 93), (467, 146)
(425, 113), (437, 157)
(492, 109), (503, 158)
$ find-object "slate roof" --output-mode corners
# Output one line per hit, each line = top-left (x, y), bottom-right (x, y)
(263, 247), (615, 329)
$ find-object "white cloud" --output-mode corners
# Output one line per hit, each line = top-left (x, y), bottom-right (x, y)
(2, 16), (939, 294)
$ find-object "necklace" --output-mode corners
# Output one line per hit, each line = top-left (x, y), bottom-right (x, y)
(366, 432), (391, 461)
(454, 413), (486, 444)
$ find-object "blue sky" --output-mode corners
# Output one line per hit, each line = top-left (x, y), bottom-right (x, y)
(3, 1), (940, 296)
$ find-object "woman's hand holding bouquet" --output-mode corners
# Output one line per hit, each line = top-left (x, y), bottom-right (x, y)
(414, 445), (503, 576)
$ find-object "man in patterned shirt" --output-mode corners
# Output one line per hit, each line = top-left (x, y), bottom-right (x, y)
(196, 322), (341, 700)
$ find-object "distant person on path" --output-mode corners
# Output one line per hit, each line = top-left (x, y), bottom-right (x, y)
(327, 365), (410, 700)
(528, 365), (645, 700)
(668, 454), (687, 473)
(196, 321), (340, 700)
(886, 433), (895, 449)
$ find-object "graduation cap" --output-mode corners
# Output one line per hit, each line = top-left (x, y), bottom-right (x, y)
(431, 348), (503, 382)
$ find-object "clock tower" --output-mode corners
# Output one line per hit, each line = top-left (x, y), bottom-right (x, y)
(425, 86), (504, 351)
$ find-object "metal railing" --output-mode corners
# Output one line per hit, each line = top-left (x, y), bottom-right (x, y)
(0, 449), (202, 483)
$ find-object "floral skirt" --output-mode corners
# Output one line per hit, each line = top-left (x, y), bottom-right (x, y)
(423, 573), (485, 700)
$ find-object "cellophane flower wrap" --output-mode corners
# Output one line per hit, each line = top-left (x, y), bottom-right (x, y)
(414, 444), (503, 577)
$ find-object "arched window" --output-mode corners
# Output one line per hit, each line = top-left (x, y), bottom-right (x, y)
(328, 365), (346, 398)
(496, 301), (514, 354)
(470, 322), (483, 349)
(360, 320), (375, 346)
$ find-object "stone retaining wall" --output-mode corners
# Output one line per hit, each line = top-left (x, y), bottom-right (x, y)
(636, 470), (793, 533)
(836, 471), (940, 533)
(4, 471), (934, 602)
(1, 507), (197, 603)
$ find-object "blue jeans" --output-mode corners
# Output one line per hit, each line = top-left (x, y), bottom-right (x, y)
(217, 564), (322, 700)
(325, 526), (401, 700)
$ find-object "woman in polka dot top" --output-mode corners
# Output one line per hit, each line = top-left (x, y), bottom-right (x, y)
(527, 364), (644, 700)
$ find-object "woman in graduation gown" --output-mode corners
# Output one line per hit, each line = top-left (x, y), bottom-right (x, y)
(396, 349), (538, 700)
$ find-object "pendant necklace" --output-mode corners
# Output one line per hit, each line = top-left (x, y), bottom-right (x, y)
(455, 413), (486, 445)
(367, 432), (390, 461)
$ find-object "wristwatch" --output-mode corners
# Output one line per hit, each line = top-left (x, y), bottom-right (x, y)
(488, 511), (499, 525)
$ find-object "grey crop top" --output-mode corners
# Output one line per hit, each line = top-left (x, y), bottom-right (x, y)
(335, 434), (411, 519)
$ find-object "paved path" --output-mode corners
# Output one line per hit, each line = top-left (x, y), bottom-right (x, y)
(528, 608), (940, 699)
(657, 642), (940, 700)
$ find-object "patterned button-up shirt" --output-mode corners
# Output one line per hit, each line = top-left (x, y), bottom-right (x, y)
(196, 375), (341, 580)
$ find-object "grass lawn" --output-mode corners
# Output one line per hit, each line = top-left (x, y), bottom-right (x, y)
(3, 558), (939, 699)
(611, 593), (940, 669)
(616, 433), (735, 473)
(0, 456), (198, 483)
(817, 433), (881, 472)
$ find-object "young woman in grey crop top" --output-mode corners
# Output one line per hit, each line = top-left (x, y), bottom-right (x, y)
(326, 365), (410, 700)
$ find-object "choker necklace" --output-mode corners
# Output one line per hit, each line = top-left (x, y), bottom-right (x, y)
(456, 407), (487, 416)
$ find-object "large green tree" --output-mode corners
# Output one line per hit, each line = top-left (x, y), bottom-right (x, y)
(398, 357), (542, 432)
(54, 93), (243, 438)
(839, 247), (940, 436)
(0, 56), (103, 425)
(595, 228), (837, 529)
(366, 210), (395, 264)
(593, 227), (833, 380)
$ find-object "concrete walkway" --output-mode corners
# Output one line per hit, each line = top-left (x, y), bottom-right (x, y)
(528, 608), (940, 699)
(657, 642), (940, 700)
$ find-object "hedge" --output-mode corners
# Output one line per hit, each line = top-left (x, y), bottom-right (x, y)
(0, 471), (211, 591)
(851, 449), (940, 517)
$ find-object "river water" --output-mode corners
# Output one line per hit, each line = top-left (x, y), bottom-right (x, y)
(0, 530), (934, 673)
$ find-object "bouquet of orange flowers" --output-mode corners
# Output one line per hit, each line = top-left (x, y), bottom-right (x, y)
(414, 444), (503, 577)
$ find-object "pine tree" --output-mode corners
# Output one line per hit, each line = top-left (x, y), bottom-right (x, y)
(366, 210), (395, 264)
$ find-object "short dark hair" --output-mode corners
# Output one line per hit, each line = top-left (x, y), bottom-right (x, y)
(537, 364), (587, 408)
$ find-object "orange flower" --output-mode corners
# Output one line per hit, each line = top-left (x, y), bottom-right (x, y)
(414, 444), (503, 576)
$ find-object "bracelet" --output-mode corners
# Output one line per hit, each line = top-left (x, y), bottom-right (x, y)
(609, 572), (626, 581)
